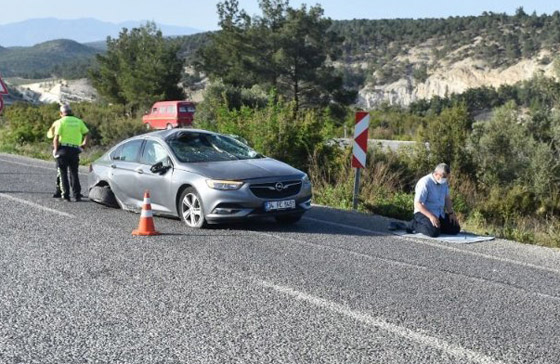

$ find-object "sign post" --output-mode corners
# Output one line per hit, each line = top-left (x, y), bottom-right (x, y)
(0, 74), (8, 114)
(352, 111), (370, 210)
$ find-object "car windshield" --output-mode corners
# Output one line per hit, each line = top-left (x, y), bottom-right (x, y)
(167, 132), (264, 163)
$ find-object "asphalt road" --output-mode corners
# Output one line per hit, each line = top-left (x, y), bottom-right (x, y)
(1, 153), (560, 364)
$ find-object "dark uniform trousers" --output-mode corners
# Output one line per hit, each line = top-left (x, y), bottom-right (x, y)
(412, 212), (460, 237)
(57, 146), (81, 199)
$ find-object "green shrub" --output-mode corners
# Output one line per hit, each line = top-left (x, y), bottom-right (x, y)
(0, 102), (141, 149)
(479, 184), (537, 224)
(196, 94), (337, 171)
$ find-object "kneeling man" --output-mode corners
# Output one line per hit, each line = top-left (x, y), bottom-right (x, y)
(412, 163), (460, 237)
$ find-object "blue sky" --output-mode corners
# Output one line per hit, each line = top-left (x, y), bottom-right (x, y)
(1, 0), (559, 30)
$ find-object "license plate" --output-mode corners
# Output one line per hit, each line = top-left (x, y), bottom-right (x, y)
(265, 199), (296, 211)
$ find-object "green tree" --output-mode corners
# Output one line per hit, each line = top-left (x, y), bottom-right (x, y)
(89, 22), (184, 112)
(470, 102), (533, 186)
(196, 0), (354, 112)
(418, 104), (473, 175)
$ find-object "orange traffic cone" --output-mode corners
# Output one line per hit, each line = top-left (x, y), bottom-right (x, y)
(132, 190), (160, 236)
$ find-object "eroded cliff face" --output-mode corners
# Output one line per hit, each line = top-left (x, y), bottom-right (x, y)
(11, 78), (98, 104)
(358, 55), (556, 108)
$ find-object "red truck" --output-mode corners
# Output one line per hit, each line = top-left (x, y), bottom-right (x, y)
(142, 101), (196, 130)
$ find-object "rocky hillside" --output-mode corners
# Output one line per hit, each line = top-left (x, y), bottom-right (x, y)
(332, 9), (560, 107)
(3, 10), (560, 107)
(357, 50), (557, 108)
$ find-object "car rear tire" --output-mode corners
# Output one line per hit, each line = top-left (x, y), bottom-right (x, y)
(89, 185), (119, 208)
(275, 214), (302, 224)
(145, 123), (151, 130)
(179, 187), (207, 228)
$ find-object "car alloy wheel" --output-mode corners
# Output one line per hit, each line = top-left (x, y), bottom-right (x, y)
(166, 123), (173, 130)
(180, 187), (206, 228)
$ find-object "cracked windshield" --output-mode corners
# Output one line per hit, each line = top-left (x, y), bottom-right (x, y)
(167, 132), (263, 162)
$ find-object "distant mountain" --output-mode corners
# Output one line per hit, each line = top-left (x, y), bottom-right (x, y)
(83, 41), (108, 52)
(0, 39), (99, 77)
(0, 18), (201, 47)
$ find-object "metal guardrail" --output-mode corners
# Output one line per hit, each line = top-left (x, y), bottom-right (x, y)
(328, 138), (429, 151)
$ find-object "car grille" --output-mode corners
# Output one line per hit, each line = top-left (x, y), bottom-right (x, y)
(249, 180), (302, 199)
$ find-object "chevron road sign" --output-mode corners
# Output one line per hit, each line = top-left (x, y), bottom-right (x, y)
(0, 74), (8, 114)
(0, 75), (7, 95)
(352, 111), (369, 168)
(352, 111), (370, 209)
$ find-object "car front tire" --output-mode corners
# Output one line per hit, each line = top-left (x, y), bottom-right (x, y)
(89, 185), (119, 208)
(179, 187), (207, 228)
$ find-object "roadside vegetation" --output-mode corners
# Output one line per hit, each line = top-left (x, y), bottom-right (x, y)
(2, 0), (560, 247)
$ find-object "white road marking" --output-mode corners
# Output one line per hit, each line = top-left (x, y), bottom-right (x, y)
(0, 157), (88, 176)
(253, 231), (560, 302)
(303, 216), (560, 275)
(258, 279), (506, 364)
(0, 193), (74, 218)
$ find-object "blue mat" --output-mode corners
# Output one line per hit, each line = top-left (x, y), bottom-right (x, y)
(392, 230), (494, 244)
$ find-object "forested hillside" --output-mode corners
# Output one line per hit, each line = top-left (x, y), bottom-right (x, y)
(331, 8), (560, 89)
(4, 8), (560, 93)
(0, 39), (99, 79)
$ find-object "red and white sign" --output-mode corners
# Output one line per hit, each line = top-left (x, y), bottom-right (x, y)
(0, 74), (8, 114)
(352, 111), (369, 169)
(0, 74), (8, 95)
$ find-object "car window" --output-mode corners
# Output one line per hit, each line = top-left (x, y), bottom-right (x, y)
(152, 107), (157, 114)
(141, 140), (169, 165)
(168, 106), (175, 113)
(110, 145), (123, 160)
(179, 105), (195, 113)
(118, 140), (143, 162)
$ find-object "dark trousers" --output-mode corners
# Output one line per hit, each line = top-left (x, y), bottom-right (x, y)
(412, 212), (460, 237)
(57, 147), (81, 199)
(55, 167), (61, 195)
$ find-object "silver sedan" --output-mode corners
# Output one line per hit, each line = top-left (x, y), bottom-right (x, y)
(88, 129), (312, 228)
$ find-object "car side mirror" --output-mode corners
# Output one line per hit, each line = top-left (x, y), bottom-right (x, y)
(150, 161), (171, 174)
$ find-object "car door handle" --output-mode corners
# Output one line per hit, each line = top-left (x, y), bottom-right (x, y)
(110, 164), (116, 169)
(135, 167), (144, 174)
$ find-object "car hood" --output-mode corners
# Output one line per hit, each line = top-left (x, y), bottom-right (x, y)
(177, 158), (303, 180)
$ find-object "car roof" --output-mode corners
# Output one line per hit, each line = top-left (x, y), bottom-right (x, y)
(112, 129), (225, 151)
(153, 100), (194, 105)
(140, 128), (219, 142)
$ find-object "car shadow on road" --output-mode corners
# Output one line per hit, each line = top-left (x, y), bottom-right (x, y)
(205, 206), (394, 238)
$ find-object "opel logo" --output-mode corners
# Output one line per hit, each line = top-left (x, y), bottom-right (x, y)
(275, 182), (284, 191)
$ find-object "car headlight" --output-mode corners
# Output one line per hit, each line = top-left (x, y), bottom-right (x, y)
(206, 179), (244, 190)
(302, 174), (311, 184)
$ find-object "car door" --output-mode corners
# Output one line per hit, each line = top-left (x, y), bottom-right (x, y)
(109, 139), (145, 209)
(138, 139), (174, 213)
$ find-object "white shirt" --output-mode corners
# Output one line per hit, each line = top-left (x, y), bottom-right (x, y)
(414, 173), (449, 218)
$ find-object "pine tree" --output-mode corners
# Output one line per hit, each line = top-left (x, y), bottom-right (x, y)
(196, 0), (354, 111)
(89, 22), (184, 112)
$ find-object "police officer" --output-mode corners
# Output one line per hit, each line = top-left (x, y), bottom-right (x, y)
(47, 118), (62, 198)
(53, 104), (89, 202)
